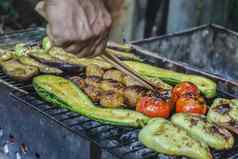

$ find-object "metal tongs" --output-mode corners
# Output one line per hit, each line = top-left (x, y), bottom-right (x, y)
(101, 49), (159, 92)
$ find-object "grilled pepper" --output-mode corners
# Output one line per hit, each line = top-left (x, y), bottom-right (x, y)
(19, 56), (63, 75)
(33, 75), (149, 127)
(207, 98), (238, 133)
(172, 113), (234, 150)
(124, 61), (217, 98)
(139, 118), (213, 159)
(1, 59), (39, 80)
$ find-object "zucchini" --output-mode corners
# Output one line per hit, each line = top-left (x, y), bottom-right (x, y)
(207, 98), (238, 133)
(139, 118), (213, 159)
(33, 75), (149, 127)
(172, 113), (234, 150)
(124, 61), (217, 98)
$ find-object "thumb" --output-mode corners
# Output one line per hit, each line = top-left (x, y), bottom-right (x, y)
(35, 1), (48, 21)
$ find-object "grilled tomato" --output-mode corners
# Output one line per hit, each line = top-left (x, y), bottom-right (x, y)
(176, 95), (208, 114)
(136, 96), (171, 118)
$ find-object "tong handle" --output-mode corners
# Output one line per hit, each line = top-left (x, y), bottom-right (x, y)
(101, 50), (156, 91)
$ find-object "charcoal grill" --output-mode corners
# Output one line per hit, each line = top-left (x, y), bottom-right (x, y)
(0, 26), (238, 159)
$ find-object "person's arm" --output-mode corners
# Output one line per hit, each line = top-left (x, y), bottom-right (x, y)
(36, 0), (112, 57)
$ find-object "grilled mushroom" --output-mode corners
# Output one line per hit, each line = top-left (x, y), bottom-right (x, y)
(100, 79), (125, 94)
(123, 86), (148, 108)
(103, 69), (124, 82)
(86, 64), (105, 78)
(100, 91), (124, 108)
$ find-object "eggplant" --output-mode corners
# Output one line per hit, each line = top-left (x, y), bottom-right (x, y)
(1, 59), (39, 80)
(172, 113), (234, 150)
(207, 98), (238, 134)
(29, 51), (83, 73)
(48, 47), (112, 69)
(139, 118), (213, 159)
(19, 56), (63, 75)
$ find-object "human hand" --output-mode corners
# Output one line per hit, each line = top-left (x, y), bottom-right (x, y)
(36, 0), (112, 57)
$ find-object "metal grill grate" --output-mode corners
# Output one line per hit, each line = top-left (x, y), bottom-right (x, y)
(0, 70), (236, 159)
(1, 27), (238, 159)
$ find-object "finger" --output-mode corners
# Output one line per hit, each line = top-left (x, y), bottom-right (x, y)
(47, 25), (71, 47)
(76, 38), (96, 58)
(35, 1), (47, 20)
(93, 38), (107, 57)
(90, 32), (109, 57)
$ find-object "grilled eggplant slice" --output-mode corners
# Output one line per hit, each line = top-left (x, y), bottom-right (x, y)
(207, 98), (238, 134)
(48, 47), (112, 69)
(33, 75), (149, 127)
(123, 61), (217, 98)
(103, 69), (124, 82)
(100, 91), (124, 108)
(19, 56), (63, 75)
(139, 118), (212, 159)
(172, 113), (234, 150)
(2, 59), (39, 80)
(86, 64), (105, 78)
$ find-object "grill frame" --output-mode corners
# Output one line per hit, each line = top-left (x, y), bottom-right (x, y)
(0, 26), (238, 159)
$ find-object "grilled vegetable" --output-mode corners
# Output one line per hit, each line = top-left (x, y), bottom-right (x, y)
(139, 118), (212, 159)
(172, 82), (200, 103)
(100, 91), (124, 108)
(48, 47), (112, 69)
(105, 48), (142, 61)
(122, 75), (143, 87)
(19, 56), (63, 75)
(86, 64), (104, 78)
(33, 75), (149, 127)
(100, 79), (125, 94)
(207, 98), (238, 133)
(2, 59), (39, 80)
(42, 37), (140, 61)
(172, 113), (234, 150)
(124, 86), (147, 108)
(84, 76), (102, 88)
(42, 37), (52, 51)
(124, 61), (217, 98)
(176, 95), (208, 115)
(0, 51), (13, 63)
(103, 69), (124, 82)
(136, 97), (171, 118)
(82, 85), (102, 102)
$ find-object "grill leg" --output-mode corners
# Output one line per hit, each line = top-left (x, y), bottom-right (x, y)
(90, 142), (102, 159)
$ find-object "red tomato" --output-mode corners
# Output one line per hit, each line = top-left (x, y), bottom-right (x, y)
(172, 82), (200, 103)
(136, 96), (171, 118)
(176, 95), (208, 115)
